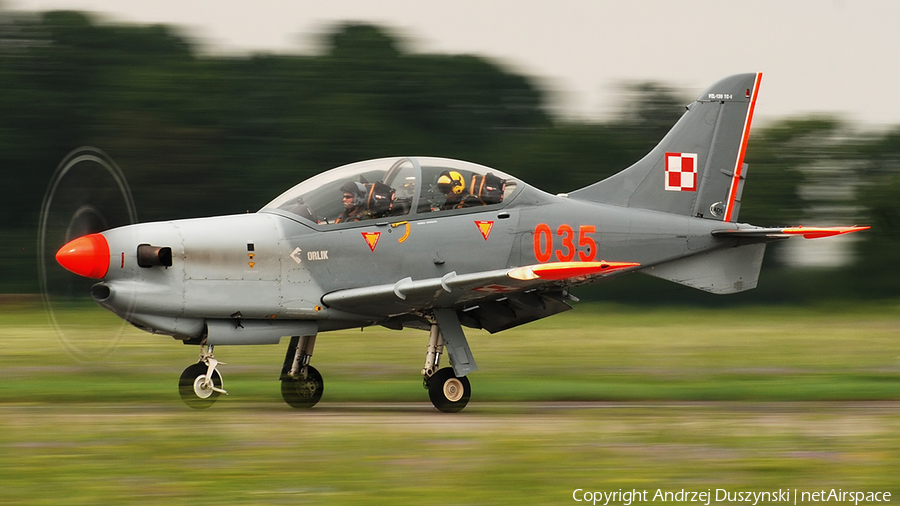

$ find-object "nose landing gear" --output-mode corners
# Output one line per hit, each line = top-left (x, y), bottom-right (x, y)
(179, 344), (228, 409)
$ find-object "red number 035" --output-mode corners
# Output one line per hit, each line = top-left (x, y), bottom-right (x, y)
(533, 224), (597, 262)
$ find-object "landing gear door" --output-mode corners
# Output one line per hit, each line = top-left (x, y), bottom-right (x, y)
(433, 308), (478, 377)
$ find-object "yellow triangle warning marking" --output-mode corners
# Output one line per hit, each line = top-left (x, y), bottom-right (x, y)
(475, 220), (494, 240)
(361, 231), (381, 251)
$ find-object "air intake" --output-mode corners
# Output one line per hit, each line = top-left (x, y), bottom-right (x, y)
(137, 244), (173, 267)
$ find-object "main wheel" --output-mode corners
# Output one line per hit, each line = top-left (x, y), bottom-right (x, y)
(281, 365), (324, 409)
(427, 367), (471, 413)
(179, 362), (223, 409)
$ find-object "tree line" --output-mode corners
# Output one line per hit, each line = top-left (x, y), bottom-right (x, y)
(1, 10), (897, 301)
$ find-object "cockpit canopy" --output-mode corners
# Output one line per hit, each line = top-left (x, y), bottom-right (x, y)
(262, 157), (519, 225)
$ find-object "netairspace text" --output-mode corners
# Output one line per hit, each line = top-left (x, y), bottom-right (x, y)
(572, 488), (891, 506)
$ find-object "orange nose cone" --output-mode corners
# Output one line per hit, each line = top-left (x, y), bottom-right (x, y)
(56, 233), (110, 279)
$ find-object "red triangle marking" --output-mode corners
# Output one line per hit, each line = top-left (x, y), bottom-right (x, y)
(475, 220), (494, 241)
(361, 231), (381, 251)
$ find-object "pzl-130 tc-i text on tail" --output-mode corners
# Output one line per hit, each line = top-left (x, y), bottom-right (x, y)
(50, 73), (867, 412)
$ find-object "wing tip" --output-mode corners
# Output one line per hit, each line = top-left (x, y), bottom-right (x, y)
(781, 225), (870, 239)
(713, 225), (870, 240)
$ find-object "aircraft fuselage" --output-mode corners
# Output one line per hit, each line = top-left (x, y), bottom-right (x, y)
(92, 187), (737, 342)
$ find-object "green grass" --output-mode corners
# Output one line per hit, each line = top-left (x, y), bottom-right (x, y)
(1, 300), (899, 504)
(3, 300), (898, 404)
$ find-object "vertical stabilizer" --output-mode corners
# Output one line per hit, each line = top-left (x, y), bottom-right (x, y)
(569, 73), (762, 222)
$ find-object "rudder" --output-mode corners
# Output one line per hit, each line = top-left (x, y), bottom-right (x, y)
(569, 73), (762, 222)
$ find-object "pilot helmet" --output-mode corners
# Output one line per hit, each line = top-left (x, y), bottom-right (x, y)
(437, 170), (465, 196)
(340, 181), (366, 208)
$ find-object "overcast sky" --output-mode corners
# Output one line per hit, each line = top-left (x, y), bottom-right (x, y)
(6, 0), (900, 128)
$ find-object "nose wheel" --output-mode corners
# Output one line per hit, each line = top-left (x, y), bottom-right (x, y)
(178, 344), (227, 409)
(179, 362), (224, 408)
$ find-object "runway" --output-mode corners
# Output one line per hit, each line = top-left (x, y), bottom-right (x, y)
(3, 401), (899, 503)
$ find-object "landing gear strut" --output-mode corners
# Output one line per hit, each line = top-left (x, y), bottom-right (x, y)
(179, 343), (227, 409)
(422, 315), (473, 413)
(280, 335), (323, 409)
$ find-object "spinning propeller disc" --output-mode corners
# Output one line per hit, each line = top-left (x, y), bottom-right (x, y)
(38, 147), (138, 360)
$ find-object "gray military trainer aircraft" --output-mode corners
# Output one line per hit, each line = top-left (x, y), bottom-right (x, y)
(53, 73), (866, 412)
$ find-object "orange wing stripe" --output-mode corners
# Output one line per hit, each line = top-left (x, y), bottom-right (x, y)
(509, 261), (640, 281)
(780, 226), (870, 239)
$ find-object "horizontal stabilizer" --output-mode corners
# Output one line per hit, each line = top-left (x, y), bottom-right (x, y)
(643, 244), (766, 294)
(712, 225), (869, 240)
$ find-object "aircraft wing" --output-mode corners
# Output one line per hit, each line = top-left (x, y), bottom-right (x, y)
(712, 225), (869, 239)
(321, 260), (639, 321)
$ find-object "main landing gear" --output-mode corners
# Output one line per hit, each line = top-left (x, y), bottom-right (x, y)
(280, 335), (324, 409)
(179, 343), (227, 409)
(422, 309), (476, 413)
(271, 312), (477, 413)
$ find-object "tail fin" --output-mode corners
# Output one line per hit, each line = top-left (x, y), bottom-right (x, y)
(569, 73), (762, 222)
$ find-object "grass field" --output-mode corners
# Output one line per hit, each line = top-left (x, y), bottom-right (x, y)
(1, 300), (899, 504)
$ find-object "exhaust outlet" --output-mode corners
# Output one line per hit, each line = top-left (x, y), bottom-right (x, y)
(91, 283), (112, 302)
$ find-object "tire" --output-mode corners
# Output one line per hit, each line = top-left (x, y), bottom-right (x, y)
(427, 367), (471, 413)
(281, 365), (324, 409)
(178, 362), (222, 409)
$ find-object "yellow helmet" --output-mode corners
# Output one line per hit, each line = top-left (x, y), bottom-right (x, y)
(437, 170), (465, 195)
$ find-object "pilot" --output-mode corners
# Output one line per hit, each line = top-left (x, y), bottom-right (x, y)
(437, 170), (474, 210)
(335, 181), (371, 223)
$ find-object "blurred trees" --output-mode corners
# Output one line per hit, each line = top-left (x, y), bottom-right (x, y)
(850, 127), (900, 296)
(0, 10), (896, 299)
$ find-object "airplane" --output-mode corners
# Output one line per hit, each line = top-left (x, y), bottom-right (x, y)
(52, 73), (867, 412)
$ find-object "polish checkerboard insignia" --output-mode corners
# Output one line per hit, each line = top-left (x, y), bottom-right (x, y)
(665, 152), (698, 191)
